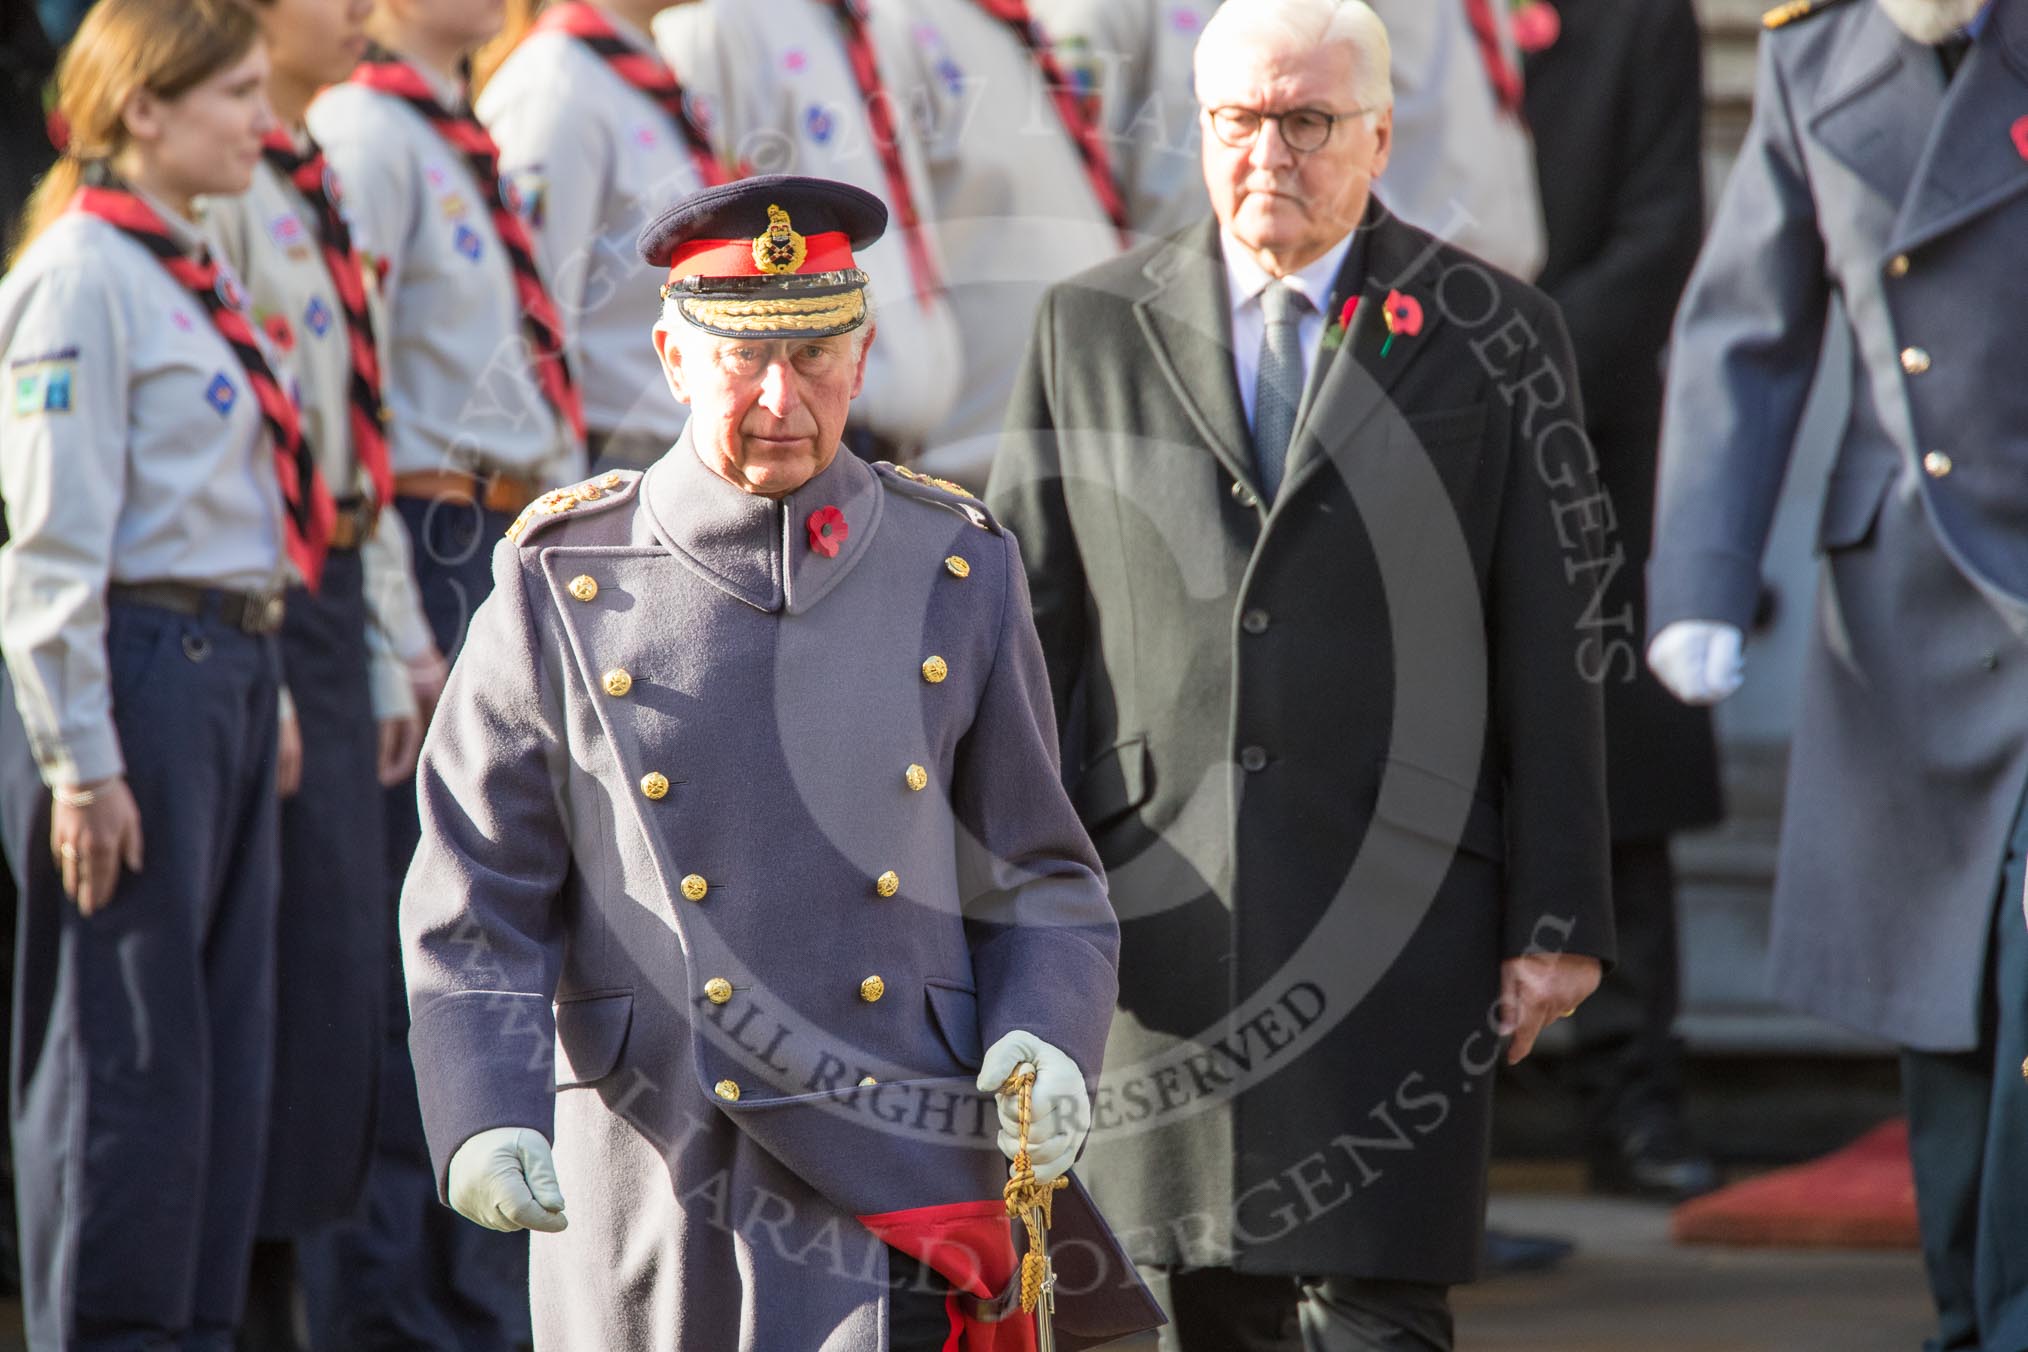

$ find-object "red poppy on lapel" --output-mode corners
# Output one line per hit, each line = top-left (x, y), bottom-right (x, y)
(1511, 0), (1561, 53)
(1322, 294), (1361, 351)
(2013, 115), (2028, 162)
(807, 504), (848, 558)
(1380, 290), (1423, 357)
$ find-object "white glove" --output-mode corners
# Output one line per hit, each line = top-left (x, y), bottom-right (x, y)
(1646, 621), (1745, 706)
(447, 1126), (569, 1234)
(977, 1030), (1090, 1185)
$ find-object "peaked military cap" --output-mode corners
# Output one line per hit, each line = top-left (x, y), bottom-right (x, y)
(640, 174), (888, 339)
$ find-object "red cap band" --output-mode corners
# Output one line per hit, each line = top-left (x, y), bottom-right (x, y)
(667, 229), (857, 286)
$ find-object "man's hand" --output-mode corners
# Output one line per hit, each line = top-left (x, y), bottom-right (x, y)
(51, 777), (144, 917)
(277, 710), (303, 799)
(409, 646), (451, 729)
(447, 1126), (568, 1233)
(978, 1030), (1090, 1184)
(376, 713), (423, 787)
(1499, 952), (1603, 1065)
(1647, 621), (1744, 706)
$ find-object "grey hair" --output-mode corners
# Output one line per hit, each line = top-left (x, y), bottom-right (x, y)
(1195, 0), (1393, 112)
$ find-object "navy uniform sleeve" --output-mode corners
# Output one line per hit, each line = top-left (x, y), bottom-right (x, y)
(1647, 33), (1830, 633)
(400, 536), (573, 1194)
(951, 526), (1119, 1082)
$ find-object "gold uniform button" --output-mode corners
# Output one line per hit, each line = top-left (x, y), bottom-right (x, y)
(602, 668), (634, 697)
(945, 555), (971, 579)
(904, 764), (928, 792)
(1888, 254), (1911, 278)
(714, 1079), (740, 1102)
(640, 772), (670, 800)
(1900, 347), (1931, 375)
(1925, 450), (1954, 479)
(860, 975), (886, 1003)
(681, 874), (709, 902)
(858, 1075), (878, 1087)
(875, 870), (900, 898)
(922, 656), (948, 684)
(704, 977), (734, 1005)
(568, 574), (599, 603)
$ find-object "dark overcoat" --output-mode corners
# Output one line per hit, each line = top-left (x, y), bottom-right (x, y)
(985, 206), (1615, 1284)
(1526, 0), (1722, 842)
(1648, 0), (2028, 1051)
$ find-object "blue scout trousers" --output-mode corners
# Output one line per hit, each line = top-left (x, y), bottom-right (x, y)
(9, 597), (281, 1350)
(1904, 779), (2028, 1352)
(297, 496), (530, 1351)
(259, 546), (386, 1236)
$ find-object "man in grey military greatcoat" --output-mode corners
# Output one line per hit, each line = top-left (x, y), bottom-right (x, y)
(397, 174), (1161, 1352)
(1647, 0), (2028, 1345)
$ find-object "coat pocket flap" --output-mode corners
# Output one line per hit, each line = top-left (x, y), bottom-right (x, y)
(553, 990), (633, 1089)
(1816, 457), (1898, 552)
(1374, 758), (1505, 863)
(925, 979), (983, 1071)
(1072, 736), (1152, 830)
(1404, 402), (1489, 450)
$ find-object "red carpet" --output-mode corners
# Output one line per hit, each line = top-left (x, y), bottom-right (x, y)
(1671, 1119), (1921, 1249)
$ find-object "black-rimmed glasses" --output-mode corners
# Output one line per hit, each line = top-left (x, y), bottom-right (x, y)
(1204, 105), (1370, 154)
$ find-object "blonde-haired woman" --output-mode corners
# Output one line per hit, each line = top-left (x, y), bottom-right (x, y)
(0, 0), (325, 1344)
(477, 0), (728, 472)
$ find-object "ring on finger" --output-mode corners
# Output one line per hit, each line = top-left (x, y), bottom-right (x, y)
(57, 843), (78, 862)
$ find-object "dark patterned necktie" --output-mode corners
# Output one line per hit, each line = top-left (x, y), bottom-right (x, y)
(349, 53), (586, 443)
(820, 0), (943, 307)
(531, 1), (736, 188)
(1254, 281), (1309, 502)
(260, 129), (394, 510)
(72, 185), (335, 587)
(973, 0), (1130, 241)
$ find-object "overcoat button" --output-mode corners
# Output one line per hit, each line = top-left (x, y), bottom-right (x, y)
(715, 1079), (740, 1102)
(1924, 451), (1953, 479)
(1240, 746), (1269, 773)
(1887, 254), (1910, 278)
(641, 772), (670, 800)
(603, 668), (633, 697)
(859, 1075), (879, 1087)
(945, 556), (971, 579)
(1241, 609), (1270, 635)
(704, 978), (733, 1005)
(922, 656), (948, 684)
(905, 764), (928, 792)
(568, 575), (599, 602)
(875, 870), (900, 897)
(681, 874), (709, 902)
(860, 975), (886, 1003)
(1900, 347), (1931, 375)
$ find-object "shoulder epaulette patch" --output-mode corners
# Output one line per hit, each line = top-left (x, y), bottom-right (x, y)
(1763, 0), (1856, 29)
(506, 470), (642, 544)
(873, 461), (1003, 535)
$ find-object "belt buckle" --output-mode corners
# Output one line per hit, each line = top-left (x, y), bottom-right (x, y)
(248, 591), (286, 635)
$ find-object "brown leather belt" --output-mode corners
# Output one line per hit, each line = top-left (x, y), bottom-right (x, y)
(392, 468), (545, 517)
(108, 581), (287, 635)
(329, 496), (379, 552)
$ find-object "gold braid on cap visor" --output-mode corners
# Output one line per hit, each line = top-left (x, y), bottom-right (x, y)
(678, 290), (868, 334)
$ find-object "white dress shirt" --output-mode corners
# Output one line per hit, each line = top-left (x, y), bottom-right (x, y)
(1223, 228), (1357, 434)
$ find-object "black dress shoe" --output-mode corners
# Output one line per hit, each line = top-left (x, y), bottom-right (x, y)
(1481, 1227), (1576, 1276)
(1588, 1119), (1722, 1202)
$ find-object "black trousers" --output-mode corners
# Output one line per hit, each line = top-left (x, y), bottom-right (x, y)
(1901, 786), (2028, 1352)
(1111, 1266), (1452, 1352)
(1569, 838), (1687, 1145)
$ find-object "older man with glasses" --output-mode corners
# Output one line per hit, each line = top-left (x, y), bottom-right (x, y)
(987, 1), (1614, 1348)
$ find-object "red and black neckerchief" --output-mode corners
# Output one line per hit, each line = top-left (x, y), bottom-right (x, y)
(819, 0), (943, 309)
(259, 128), (395, 511)
(70, 185), (335, 589)
(348, 52), (586, 443)
(1462, 0), (1526, 117)
(529, 1), (736, 190)
(974, 0), (1129, 243)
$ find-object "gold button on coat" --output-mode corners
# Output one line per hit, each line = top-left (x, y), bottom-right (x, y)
(568, 575), (599, 602)
(904, 764), (928, 792)
(859, 1075), (878, 1087)
(922, 656), (948, 684)
(1888, 254), (1911, 278)
(945, 555), (971, 579)
(681, 874), (709, 902)
(602, 668), (633, 697)
(704, 977), (733, 1005)
(860, 975), (885, 1003)
(1925, 451), (1954, 478)
(875, 870), (900, 898)
(1901, 347), (1931, 375)
(714, 1079), (740, 1102)
(640, 772), (670, 800)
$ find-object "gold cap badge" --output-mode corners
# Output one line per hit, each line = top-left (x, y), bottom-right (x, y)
(752, 203), (809, 275)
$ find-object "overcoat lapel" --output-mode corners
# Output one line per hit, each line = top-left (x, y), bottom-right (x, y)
(1279, 206), (1450, 502)
(1807, 3), (1943, 207)
(1891, 0), (2028, 253)
(1133, 219), (1260, 495)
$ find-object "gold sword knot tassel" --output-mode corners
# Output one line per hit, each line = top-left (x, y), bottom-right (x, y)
(1001, 1065), (1070, 1339)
